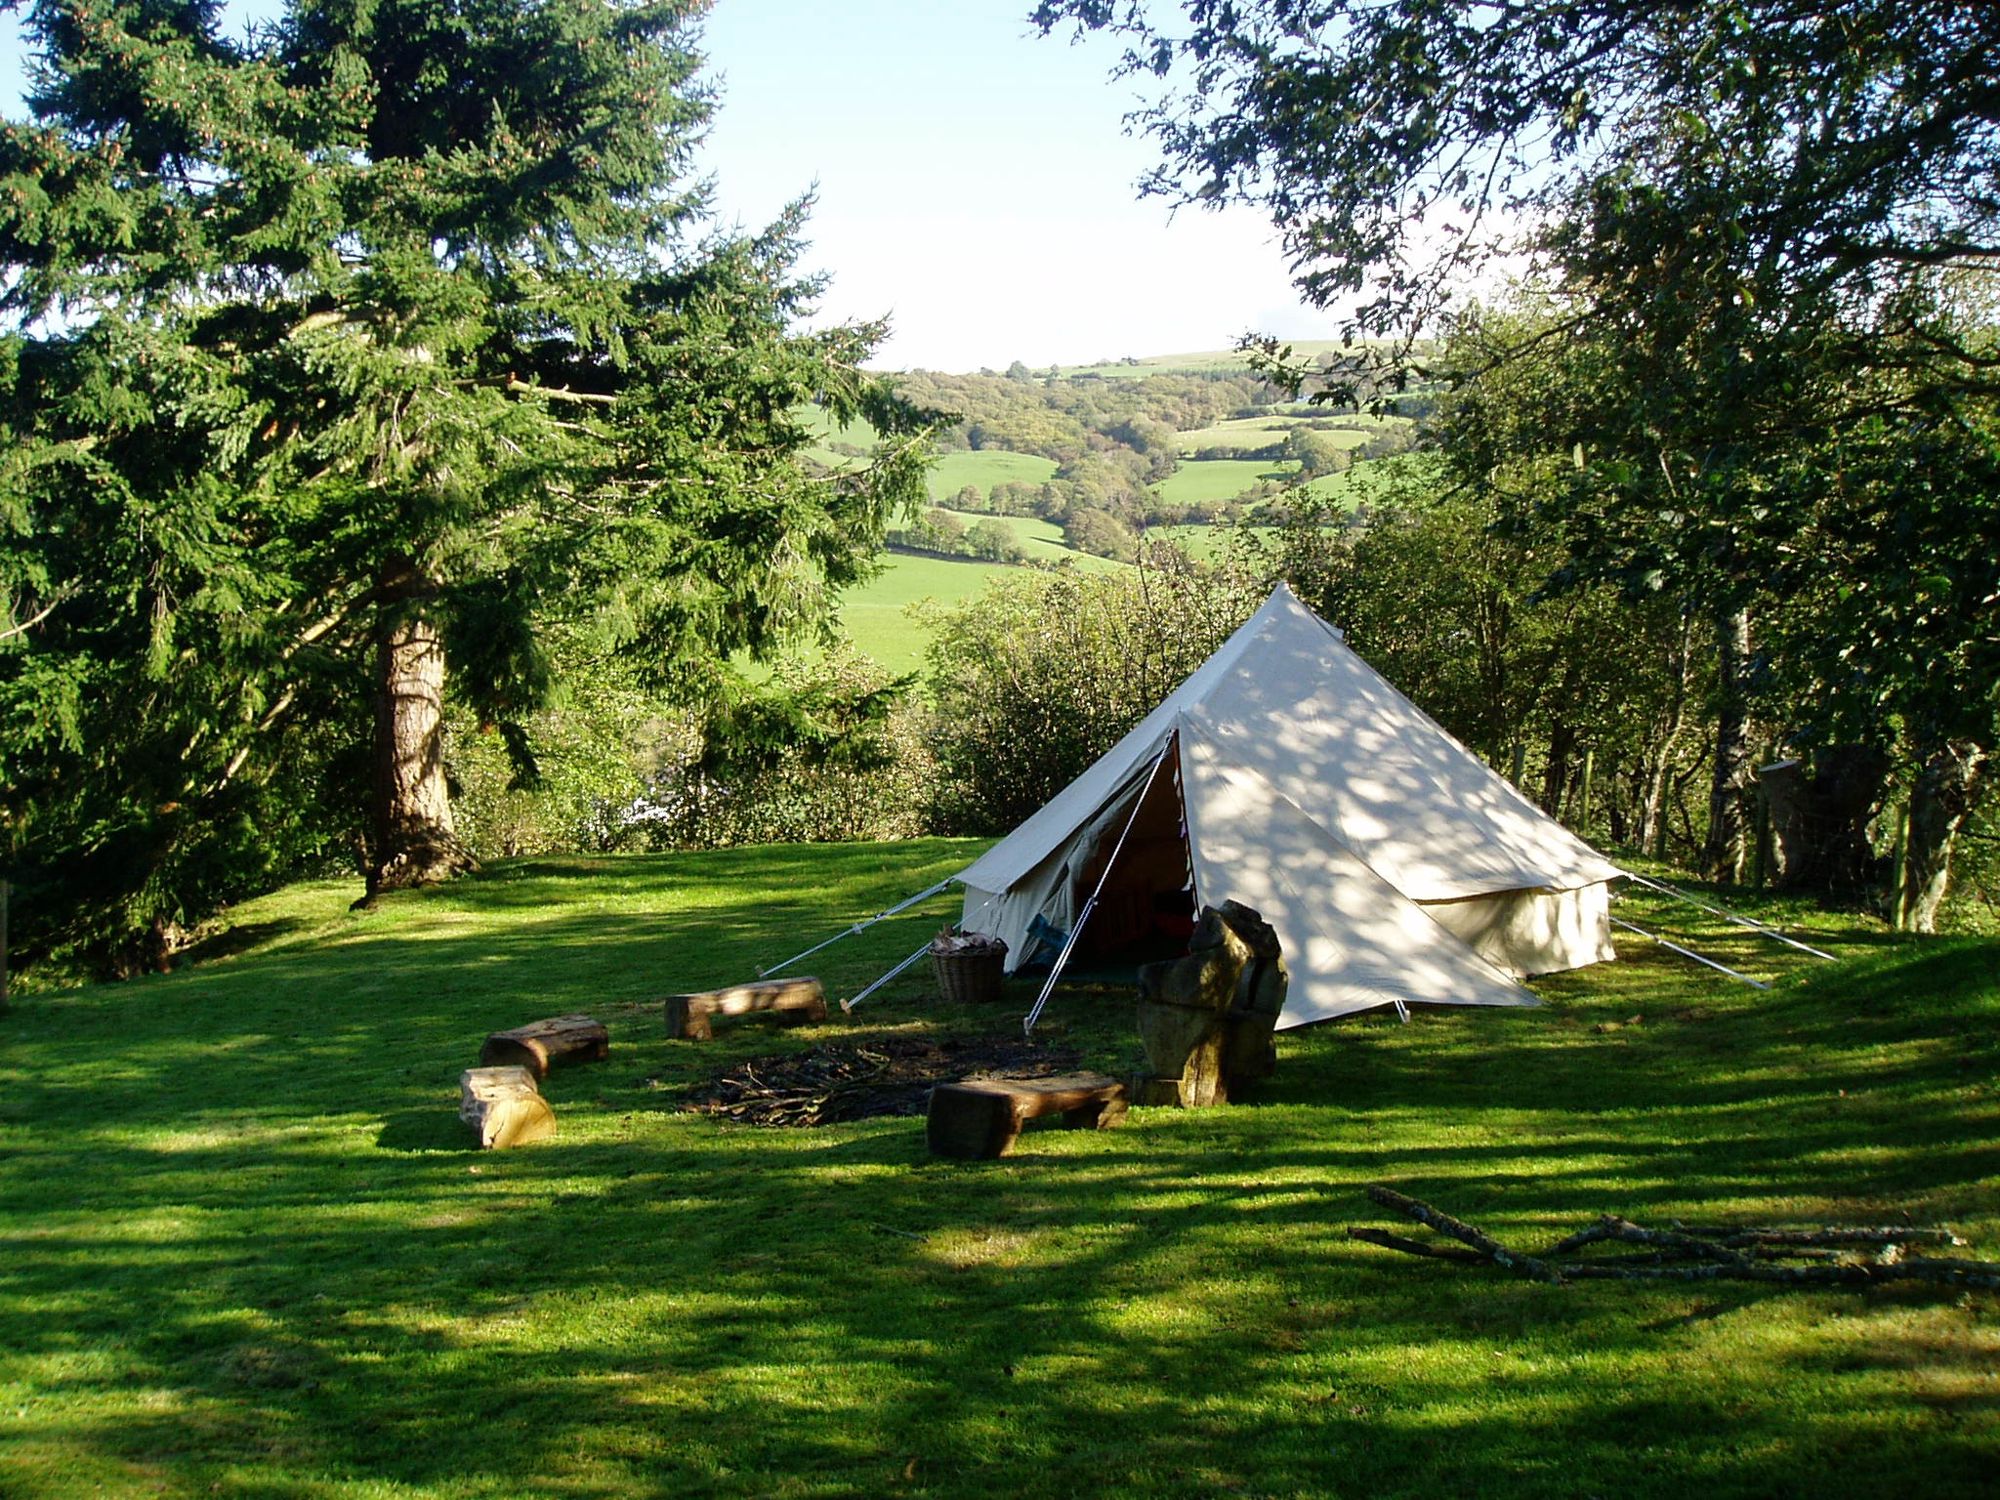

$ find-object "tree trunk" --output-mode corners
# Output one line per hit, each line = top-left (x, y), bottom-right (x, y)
(365, 558), (475, 897)
(1895, 740), (1986, 934)
(1639, 608), (1696, 859)
(1704, 604), (1754, 882)
(1758, 744), (1890, 893)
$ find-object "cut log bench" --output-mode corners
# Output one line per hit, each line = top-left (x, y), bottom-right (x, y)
(479, 1014), (609, 1079)
(1134, 901), (1287, 1108)
(926, 1073), (1129, 1159)
(460, 1066), (556, 1149)
(663, 977), (828, 1041)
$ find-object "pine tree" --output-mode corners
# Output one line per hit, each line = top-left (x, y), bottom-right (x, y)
(0, 0), (930, 963)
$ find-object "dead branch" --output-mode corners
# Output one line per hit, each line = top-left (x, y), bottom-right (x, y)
(1346, 1226), (1490, 1265)
(1672, 1224), (1968, 1249)
(1352, 1188), (2000, 1291)
(1364, 1184), (1563, 1282)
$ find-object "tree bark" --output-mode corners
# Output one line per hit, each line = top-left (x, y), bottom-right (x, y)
(1704, 604), (1754, 881)
(1638, 608), (1696, 859)
(1896, 740), (1986, 933)
(1758, 744), (1891, 893)
(365, 557), (475, 897)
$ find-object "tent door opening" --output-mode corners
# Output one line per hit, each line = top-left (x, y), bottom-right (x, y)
(1054, 741), (1197, 973)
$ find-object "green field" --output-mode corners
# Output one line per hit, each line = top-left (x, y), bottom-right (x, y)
(929, 509), (1130, 575)
(925, 450), (1059, 502)
(839, 554), (1023, 671)
(3, 848), (1995, 1497)
(1147, 522), (1275, 560)
(1054, 341), (1357, 379)
(1174, 414), (1384, 455)
(1153, 456), (1294, 506)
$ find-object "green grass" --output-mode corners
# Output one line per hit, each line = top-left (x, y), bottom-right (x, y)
(925, 451), (1059, 502)
(1174, 415), (1382, 455)
(1153, 457), (1294, 507)
(929, 509), (1129, 576)
(1146, 522), (1276, 560)
(839, 554), (1023, 671)
(1055, 342), (1358, 379)
(935, 508), (1068, 550)
(3, 848), (1997, 1498)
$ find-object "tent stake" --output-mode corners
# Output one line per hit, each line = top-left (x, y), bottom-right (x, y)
(1022, 741), (1174, 1037)
(1610, 916), (1770, 990)
(843, 941), (933, 1013)
(760, 878), (957, 978)
(1621, 873), (1835, 961)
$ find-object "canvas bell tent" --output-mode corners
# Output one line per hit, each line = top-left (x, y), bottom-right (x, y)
(952, 583), (1624, 1030)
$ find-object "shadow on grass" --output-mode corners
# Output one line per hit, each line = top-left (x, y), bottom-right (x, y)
(1, 848), (1996, 1497)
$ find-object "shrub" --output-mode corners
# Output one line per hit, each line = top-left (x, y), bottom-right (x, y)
(922, 552), (1263, 834)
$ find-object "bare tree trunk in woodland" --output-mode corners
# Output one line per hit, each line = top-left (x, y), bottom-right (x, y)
(1704, 605), (1753, 882)
(1759, 744), (1890, 892)
(365, 559), (476, 898)
(1897, 740), (1985, 933)
(1640, 610), (1696, 859)
(1541, 719), (1576, 816)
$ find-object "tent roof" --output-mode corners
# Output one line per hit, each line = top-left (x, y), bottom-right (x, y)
(1177, 715), (1532, 1021)
(957, 582), (1621, 905)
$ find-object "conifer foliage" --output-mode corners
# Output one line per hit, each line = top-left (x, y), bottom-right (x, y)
(0, 0), (930, 968)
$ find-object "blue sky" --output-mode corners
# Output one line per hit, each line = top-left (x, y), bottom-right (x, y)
(0, 0), (1348, 369)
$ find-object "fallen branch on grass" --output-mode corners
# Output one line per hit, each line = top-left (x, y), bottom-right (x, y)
(1348, 1185), (2000, 1290)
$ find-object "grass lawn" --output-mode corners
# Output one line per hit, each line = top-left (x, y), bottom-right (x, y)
(3, 846), (1996, 1498)
(925, 451), (1059, 502)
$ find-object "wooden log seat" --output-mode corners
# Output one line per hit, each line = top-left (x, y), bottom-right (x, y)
(1135, 901), (1288, 1107)
(663, 977), (828, 1041)
(926, 1073), (1129, 1160)
(479, 1013), (609, 1079)
(459, 1065), (556, 1149)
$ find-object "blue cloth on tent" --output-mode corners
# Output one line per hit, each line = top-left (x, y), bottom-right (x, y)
(1015, 913), (1069, 973)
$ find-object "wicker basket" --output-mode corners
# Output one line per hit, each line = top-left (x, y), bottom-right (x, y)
(931, 936), (1007, 1004)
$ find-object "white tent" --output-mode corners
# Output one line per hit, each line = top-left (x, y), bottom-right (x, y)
(955, 583), (1623, 1029)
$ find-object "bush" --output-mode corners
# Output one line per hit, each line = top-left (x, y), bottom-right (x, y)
(627, 651), (936, 849)
(922, 553), (1264, 834)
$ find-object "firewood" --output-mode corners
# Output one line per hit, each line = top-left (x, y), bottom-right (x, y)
(1346, 1226), (1489, 1265)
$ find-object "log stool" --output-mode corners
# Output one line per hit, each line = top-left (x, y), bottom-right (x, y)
(663, 977), (828, 1040)
(479, 1014), (609, 1080)
(459, 1066), (556, 1149)
(926, 1073), (1129, 1160)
